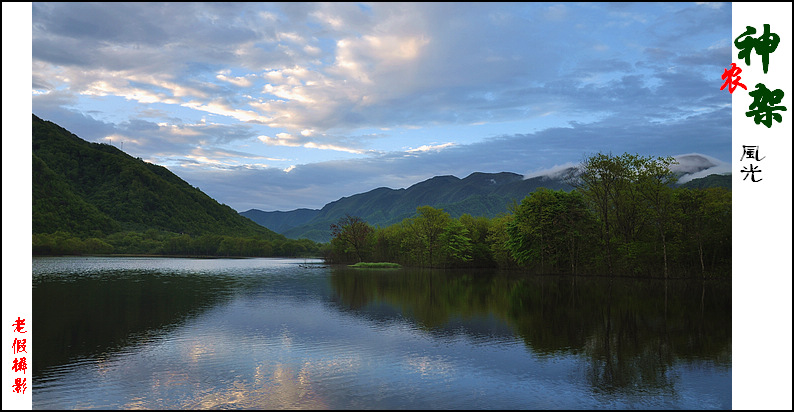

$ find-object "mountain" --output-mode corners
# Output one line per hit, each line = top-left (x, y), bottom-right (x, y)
(32, 114), (283, 240)
(239, 208), (321, 234)
(242, 171), (573, 243)
(677, 173), (732, 190)
(242, 167), (732, 244)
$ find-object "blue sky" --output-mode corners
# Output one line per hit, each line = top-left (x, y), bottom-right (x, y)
(30, 2), (733, 212)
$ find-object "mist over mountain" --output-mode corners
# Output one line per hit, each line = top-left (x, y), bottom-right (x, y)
(669, 153), (731, 183)
(522, 154), (729, 183)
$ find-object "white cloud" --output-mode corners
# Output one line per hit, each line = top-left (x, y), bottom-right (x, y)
(523, 162), (579, 180)
(182, 100), (269, 123)
(671, 153), (730, 182)
(406, 143), (455, 153)
(258, 132), (365, 154)
(277, 31), (305, 44)
(263, 83), (315, 103)
(303, 142), (365, 154)
(216, 73), (255, 88)
(303, 44), (322, 55)
(695, 2), (725, 10)
(258, 133), (301, 147)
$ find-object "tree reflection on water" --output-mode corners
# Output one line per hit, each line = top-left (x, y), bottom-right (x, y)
(329, 267), (731, 393)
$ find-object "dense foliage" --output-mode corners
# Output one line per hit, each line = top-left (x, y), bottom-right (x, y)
(327, 153), (731, 278)
(32, 114), (324, 257)
(32, 229), (324, 257)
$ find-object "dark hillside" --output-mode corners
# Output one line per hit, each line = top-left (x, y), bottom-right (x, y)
(32, 114), (283, 240)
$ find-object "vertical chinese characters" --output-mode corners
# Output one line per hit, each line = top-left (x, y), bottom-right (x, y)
(725, 24), (788, 129)
(727, 23), (788, 184)
(11, 317), (28, 394)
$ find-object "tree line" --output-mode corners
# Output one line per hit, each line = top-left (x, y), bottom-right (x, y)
(32, 230), (325, 258)
(326, 153), (731, 278)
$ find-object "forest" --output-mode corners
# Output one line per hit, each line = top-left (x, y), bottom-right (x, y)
(326, 153), (731, 278)
(32, 230), (324, 257)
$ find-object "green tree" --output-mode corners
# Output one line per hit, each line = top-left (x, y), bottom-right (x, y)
(486, 214), (517, 269)
(636, 156), (679, 278)
(673, 187), (731, 276)
(571, 152), (676, 275)
(192, 234), (222, 255)
(330, 214), (374, 262)
(570, 153), (624, 274)
(459, 214), (496, 267)
(164, 233), (192, 255)
(414, 206), (452, 267)
(398, 206), (454, 267)
(370, 224), (402, 263)
(507, 188), (559, 271)
(441, 218), (473, 266)
(506, 188), (593, 273)
(554, 190), (596, 274)
(83, 237), (114, 254)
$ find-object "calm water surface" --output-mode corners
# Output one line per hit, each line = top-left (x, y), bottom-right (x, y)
(32, 257), (731, 409)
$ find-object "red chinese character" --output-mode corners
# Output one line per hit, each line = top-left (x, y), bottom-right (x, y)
(12, 357), (27, 374)
(12, 378), (27, 394)
(11, 338), (27, 354)
(720, 63), (747, 94)
(12, 317), (27, 333)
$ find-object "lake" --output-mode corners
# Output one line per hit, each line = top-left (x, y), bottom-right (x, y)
(32, 256), (731, 409)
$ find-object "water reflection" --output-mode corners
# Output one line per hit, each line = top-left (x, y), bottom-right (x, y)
(32, 258), (730, 409)
(33, 269), (242, 378)
(178, 363), (330, 409)
(329, 267), (732, 394)
(31, 257), (315, 378)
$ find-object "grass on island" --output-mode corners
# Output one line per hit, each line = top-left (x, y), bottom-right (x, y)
(348, 262), (402, 269)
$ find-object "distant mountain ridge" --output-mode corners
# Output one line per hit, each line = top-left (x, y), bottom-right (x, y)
(242, 171), (574, 243)
(239, 208), (321, 234)
(242, 168), (731, 243)
(33, 114), (283, 240)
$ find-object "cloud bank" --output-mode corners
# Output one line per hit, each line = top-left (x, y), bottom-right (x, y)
(31, 2), (732, 211)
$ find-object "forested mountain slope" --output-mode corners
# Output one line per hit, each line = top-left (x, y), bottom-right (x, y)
(32, 114), (283, 241)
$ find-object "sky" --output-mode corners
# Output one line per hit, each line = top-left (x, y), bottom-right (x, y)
(29, 2), (733, 212)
